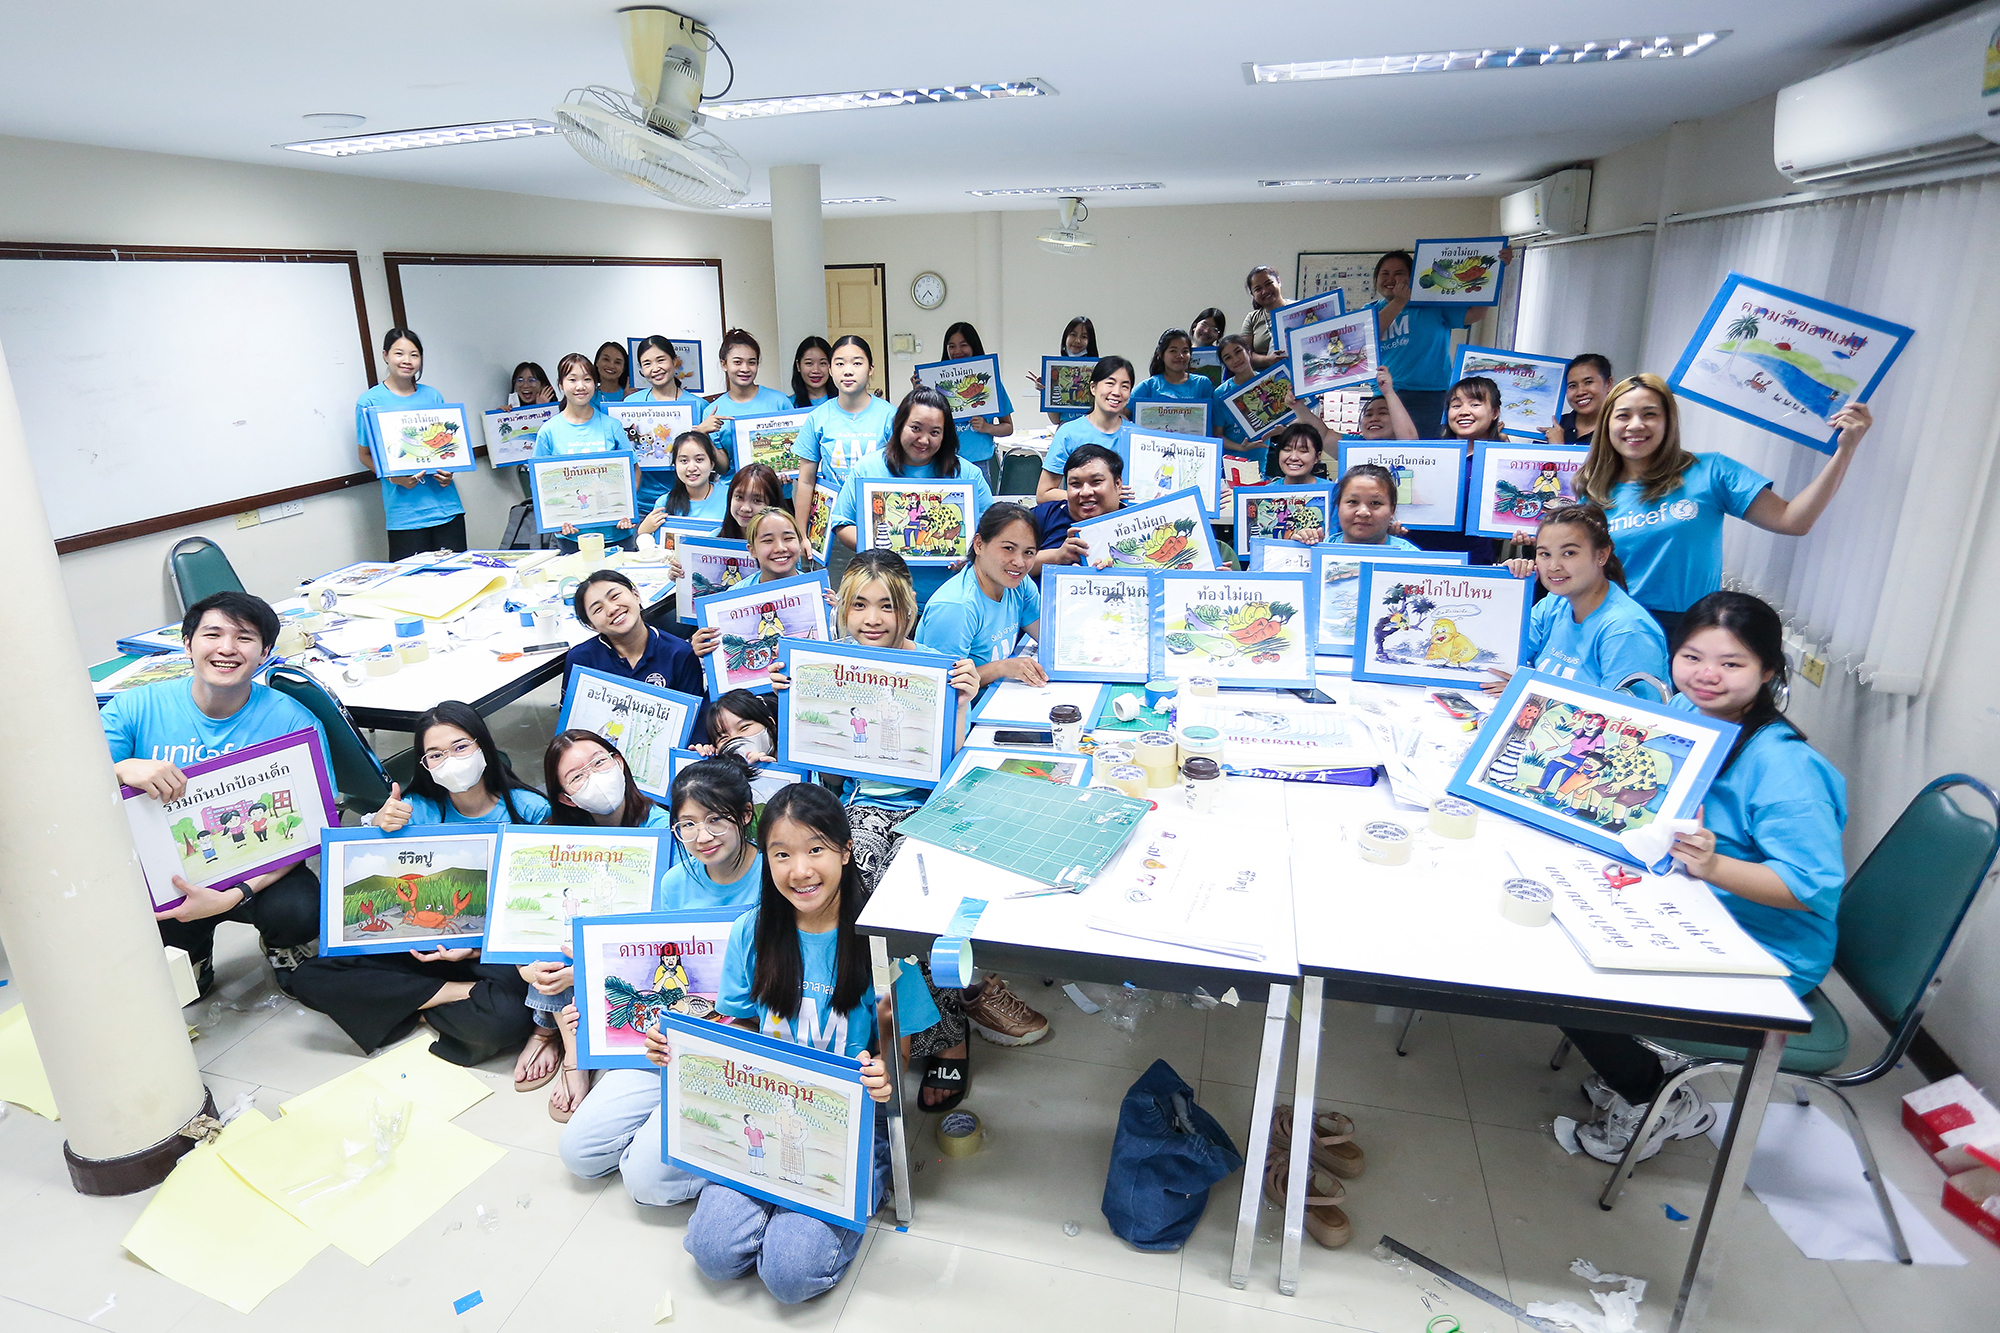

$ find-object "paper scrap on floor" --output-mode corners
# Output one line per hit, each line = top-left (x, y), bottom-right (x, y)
(280, 1034), (493, 1121)
(1708, 1101), (1965, 1264)
(0, 1003), (58, 1120)
(122, 1110), (327, 1313)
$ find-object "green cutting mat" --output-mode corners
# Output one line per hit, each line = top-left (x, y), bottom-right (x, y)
(1092, 683), (1175, 733)
(897, 767), (1151, 890)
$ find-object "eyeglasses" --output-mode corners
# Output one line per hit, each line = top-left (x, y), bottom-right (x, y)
(672, 815), (741, 843)
(561, 751), (623, 793)
(421, 739), (480, 768)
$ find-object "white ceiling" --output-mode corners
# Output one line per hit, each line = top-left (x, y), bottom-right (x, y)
(0, 0), (1959, 217)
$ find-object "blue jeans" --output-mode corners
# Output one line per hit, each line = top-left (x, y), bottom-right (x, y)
(683, 1114), (891, 1304)
(527, 983), (572, 1028)
(558, 1068), (708, 1206)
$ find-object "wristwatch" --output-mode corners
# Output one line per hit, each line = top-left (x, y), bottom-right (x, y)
(236, 885), (254, 909)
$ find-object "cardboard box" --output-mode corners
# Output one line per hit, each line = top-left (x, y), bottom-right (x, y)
(1902, 1075), (2000, 1170)
(1942, 1166), (2000, 1250)
(164, 945), (199, 1007)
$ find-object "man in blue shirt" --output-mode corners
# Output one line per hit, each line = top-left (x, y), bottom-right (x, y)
(563, 569), (708, 708)
(102, 591), (331, 993)
(1031, 444), (1124, 568)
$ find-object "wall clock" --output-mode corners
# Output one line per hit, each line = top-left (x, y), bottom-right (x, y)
(910, 271), (947, 310)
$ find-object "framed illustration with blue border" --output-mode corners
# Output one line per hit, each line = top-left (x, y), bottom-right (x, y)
(1233, 483), (1335, 546)
(970, 678), (1108, 730)
(367, 403), (476, 477)
(317, 826), (496, 957)
(941, 746), (1094, 789)
(1665, 271), (1914, 454)
(1188, 345), (1225, 389)
(1132, 400), (1212, 438)
(1310, 544), (1468, 657)
(483, 404), (559, 466)
(1288, 307), (1380, 400)
(1445, 670), (1738, 865)
(694, 570), (832, 698)
(607, 401), (698, 470)
(571, 907), (753, 1071)
(1148, 569), (1318, 690)
(1334, 441), (1466, 531)
(1037, 566), (1152, 683)
(627, 337), (707, 396)
(730, 409), (813, 481)
(1071, 487), (1219, 571)
(857, 478), (977, 567)
(1128, 429), (1222, 517)
(1040, 356), (1096, 414)
(914, 354), (1004, 421)
(1452, 345), (1570, 439)
(555, 665), (701, 801)
(1218, 362), (1298, 439)
(1406, 236), (1508, 307)
(1349, 562), (1531, 688)
(528, 450), (637, 534)
(1270, 288), (1347, 353)
(481, 824), (675, 964)
(777, 640), (958, 788)
(1466, 441), (1590, 540)
(676, 534), (757, 623)
(1249, 537), (1312, 572)
(659, 1010), (876, 1232)
(804, 484), (839, 564)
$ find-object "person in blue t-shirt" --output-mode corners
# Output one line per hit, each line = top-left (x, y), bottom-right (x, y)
(828, 387), (993, 606)
(1365, 247), (1512, 438)
(355, 327), (466, 561)
(287, 701), (549, 1067)
(643, 783), (938, 1304)
(695, 329), (796, 467)
(561, 568), (706, 707)
(637, 430), (730, 535)
(909, 323), (1013, 492)
(1489, 502), (1668, 699)
(102, 592), (331, 992)
(1025, 316), (1099, 427)
(1332, 465), (1422, 549)
(1212, 335), (1276, 472)
(1037, 356), (1136, 501)
(1407, 375), (1506, 565)
(534, 352), (637, 553)
(1032, 444), (1124, 569)
(1577, 373), (1872, 640)
(916, 502), (1044, 683)
(561, 755), (765, 1207)
(1560, 592), (1847, 1165)
(592, 341), (632, 405)
(795, 336), (894, 537)
(789, 336), (834, 409)
(627, 335), (713, 512)
(1130, 328), (1218, 419)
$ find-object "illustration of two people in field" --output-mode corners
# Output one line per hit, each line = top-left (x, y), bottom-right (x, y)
(1482, 694), (1680, 834)
(741, 1113), (810, 1184)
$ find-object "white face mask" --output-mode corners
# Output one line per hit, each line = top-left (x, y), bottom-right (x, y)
(432, 751), (487, 794)
(570, 767), (626, 816)
(720, 727), (774, 760)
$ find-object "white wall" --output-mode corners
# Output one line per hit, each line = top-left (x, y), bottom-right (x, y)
(0, 133), (778, 660)
(1586, 93), (1798, 231)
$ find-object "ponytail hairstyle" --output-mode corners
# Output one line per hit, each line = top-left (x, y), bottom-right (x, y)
(1060, 315), (1099, 357)
(887, 386), (961, 478)
(668, 752), (758, 842)
(382, 326), (424, 382)
(544, 729), (653, 827)
(750, 783), (870, 1021)
(1148, 328), (1193, 378)
(790, 335), (834, 407)
(407, 701), (538, 823)
(718, 328), (761, 365)
(834, 548), (918, 645)
(1577, 372), (1694, 504)
(663, 430), (727, 516)
(1444, 376), (1505, 441)
(1533, 501), (1627, 590)
(719, 464), (785, 540)
(1671, 591), (1800, 771)
(1335, 462), (1400, 510)
(633, 335), (683, 394)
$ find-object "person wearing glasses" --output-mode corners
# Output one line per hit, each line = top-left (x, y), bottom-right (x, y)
(560, 754), (764, 1207)
(287, 702), (552, 1072)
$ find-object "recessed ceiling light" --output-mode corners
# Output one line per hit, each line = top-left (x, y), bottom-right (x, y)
(965, 183), (1162, 197)
(277, 120), (555, 157)
(717, 196), (897, 209)
(1245, 32), (1729, 83)
(1260, 175), (1480, 186)
(300, 112), (366, 130)
(703, 80), (1052, 121)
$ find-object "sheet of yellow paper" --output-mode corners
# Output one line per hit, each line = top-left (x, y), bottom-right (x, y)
(121, 1111), (327, 1313)
(0, 1004), (59, 1120)
(220, 1078), (505, 1264)
(347, 569), (506, 621)
(280, 1036), (492, 1122)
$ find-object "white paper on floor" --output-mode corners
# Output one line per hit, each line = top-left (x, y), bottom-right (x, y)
(1707, 1101), (1965, 1264)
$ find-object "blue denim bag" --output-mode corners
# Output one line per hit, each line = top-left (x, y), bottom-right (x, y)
(1101, 1059), (1244, 1250)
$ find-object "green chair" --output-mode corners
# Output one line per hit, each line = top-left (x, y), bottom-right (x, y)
(1214, 540), (1238, 571)
(997, 451), (1045, 499)
(167, 536), (246, 613)
(263, 666), (399, 817)
(1585, 774), (2000, 1263)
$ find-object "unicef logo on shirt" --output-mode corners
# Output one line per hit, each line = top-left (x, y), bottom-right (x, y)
(1669, 499), (1699, 520)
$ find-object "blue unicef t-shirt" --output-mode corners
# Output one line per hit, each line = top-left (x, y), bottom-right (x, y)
(1130, 374), (1216, 406)
(1369, 301), (1459, 392)
(1604, 453), (1772, 613)
(1526, 582), (1669, 697)
(405, 787), (553, 827)
(707, 385), (797, 465)
(1671, 697), (1847, 995)
(1214, 377), (1262, 454)
(356, 383), (463, 531)
(832, 452), (994, 605)
(1044, 417), (1133, 479)
(534, 411), (632, 542)
(625, 386), (710, 511)
(656, 851), (763, 911)
(715, 909), (940, 1057)
(916, 565), (1041, 666)
(796, 396), (894, 495)
(102, 679), (329, 769)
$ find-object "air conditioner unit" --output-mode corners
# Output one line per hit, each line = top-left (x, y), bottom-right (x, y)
(1500, 168), (1591, 239)
(1773, 2), (2000, 184)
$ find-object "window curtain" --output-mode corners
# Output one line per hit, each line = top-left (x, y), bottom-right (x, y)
(1510, 230), (1656, 382)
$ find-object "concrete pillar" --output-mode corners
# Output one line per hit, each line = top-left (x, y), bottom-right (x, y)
(0, 340), (209, 1193)
(769, 164), (827, 364)
(974, 210), (1002, 358)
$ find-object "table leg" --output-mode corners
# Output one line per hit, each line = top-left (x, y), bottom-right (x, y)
(868, 936), (913, 1225)
(1669, 1028), (1785, 1333)
(1279, 975), (1324, 1297)
(1230, 981), (1292, 1290)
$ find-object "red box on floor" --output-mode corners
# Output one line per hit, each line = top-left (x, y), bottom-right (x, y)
(1902, 1074), (2000, 1169)
(1941, 1167), (2000, 1250)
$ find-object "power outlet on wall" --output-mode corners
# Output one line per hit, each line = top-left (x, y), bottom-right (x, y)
(891, 333), (917, 356)
(258, 499), (305, 523)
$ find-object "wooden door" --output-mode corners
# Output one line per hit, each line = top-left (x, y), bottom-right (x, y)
(825, 264), (888, 396)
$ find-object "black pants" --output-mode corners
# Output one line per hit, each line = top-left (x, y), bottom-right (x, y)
(157, 862), (320, 965)
(1562, 1027), (1668, 1105)
(288, 952), (534, 1066)
(387, 515), (469, 562)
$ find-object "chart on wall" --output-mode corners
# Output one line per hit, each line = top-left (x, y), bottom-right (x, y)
(1295, 252), (1383, 315)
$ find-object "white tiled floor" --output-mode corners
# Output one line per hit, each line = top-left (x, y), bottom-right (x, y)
(4, 692), (1997, 1330)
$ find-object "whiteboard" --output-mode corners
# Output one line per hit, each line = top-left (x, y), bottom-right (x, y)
(387, 257), (726, 421)
(0, 251), (373, 543)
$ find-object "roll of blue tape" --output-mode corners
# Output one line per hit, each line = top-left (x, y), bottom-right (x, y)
(1143, 677), (1177, 710)
(930, 936), (976, 990)
(393, 616), (425, 639)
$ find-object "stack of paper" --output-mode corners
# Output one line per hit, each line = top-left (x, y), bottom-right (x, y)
(1086, 811), (1291, 960)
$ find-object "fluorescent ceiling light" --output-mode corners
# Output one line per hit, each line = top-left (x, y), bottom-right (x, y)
(704, 80), (1051, 121)
(966, 183), (1162, 197)
(278, 120), (554, 157)
(1246, 32), (1729, 83)
(718, 197), (897, 209)
(1261, 174), (1480, 186)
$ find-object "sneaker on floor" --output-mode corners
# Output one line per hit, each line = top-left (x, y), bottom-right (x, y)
(264, 939), (318, 992)
(963, 976), (1051, 1047)
(1576, 1086), (1716, 1165)
(1580, 1073), (1615, 1111)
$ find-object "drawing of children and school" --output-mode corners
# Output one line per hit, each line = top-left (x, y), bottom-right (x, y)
(336, 839), (489, 945)
(1240, 493), (1329, 544)
(590, 933), (726, 1052)
(169, 785), (310, 882)
(787, 657), (942, 778)
(675, 1050), (854, 1209)
(1474, 694), (1695, 834)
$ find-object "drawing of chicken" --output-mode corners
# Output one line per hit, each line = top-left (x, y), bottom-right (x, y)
(1167, 599), (1297, 665)
(1425, 618), (1480, 667)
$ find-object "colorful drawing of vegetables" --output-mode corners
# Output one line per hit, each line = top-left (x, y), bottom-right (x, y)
(1108, 518), (1198, 569)
(1166, 599), (1298, 665)
(942, 373), (993, 411)
(1418, 253), (1499, 295)
(399, 420), (460, 462)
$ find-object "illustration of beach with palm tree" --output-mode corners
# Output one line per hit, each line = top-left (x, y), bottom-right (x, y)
(1699, 311), (1859, 419)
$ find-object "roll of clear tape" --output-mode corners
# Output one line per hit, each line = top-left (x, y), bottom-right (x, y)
(397, 643), (430, 664)
(1108, 764), (1148, 798)
(1134, 731), (1180, 788)
(1428, 797), (1479, 839)
(1188, 676), (1218, 697)
(364, 653), (401, 678)
(1500, 877), (1554, 927)
(1356, 819), (1412, 865)
(936, 1111), (984, 1157)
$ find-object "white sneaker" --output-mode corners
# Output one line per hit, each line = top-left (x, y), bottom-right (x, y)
(1576, 1086), (1715, 1165)
(1580, 1074), (1615, 1111)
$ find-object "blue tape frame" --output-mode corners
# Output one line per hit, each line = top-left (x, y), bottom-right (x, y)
(1127, 428), (1223, 518)
(1333, 441), (1468, 531)
(366, 403), (477, 477)
(776, 639), (960, 788)
(1269, 288), (1348, 353)
(1218, 361), (1299, 440)
(1036, 566), (1154, 683)
(570, 906), (754, 1070)
(555, 664), (702, 800)
(914, 353), (1005, 422)
(1070, 486), (1222, 571)
(694, 570), (832, 697)
(1348, 562), (1533, 688)
(1286, 307), (1380, 401)
(317, 825), (497, 956)
(940, 747), (1095, 789)
(729, 408), (815, 478)
(1147, 569), (1320, 690)
(1406, 235), (1509, 308)
(855, 478), (979, 567)
(527, 449), (638, 535)
(607, 400), (699, 470)
(676, 534), (755, 623)
(1465, 441), (1591, 539)
(1452, 344), (1571, 440)
(480, 823), (677, 964)
(1232, 483), (1336, 545)
(1039, 355), (1098, 414)
(1131, 398), (1214, 439)
(1248, 537), (1312, 571)
(482, 404), (560, 467)
(1307, 543), (1470, 657)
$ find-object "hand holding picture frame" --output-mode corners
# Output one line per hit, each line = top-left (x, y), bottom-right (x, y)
(1452, 345), (1569, 439)
(368, 405), (475, 477)
(1071, 487), (1219, 572)
(483, 404), (559, 466)
(1036, 567), (1153, 682)
(730, 409), (813, 480)
(676, 534), (758, 624)
(1310, 545), (1467, 656)
(777, 640), (958, 788)
(1233, 483), (1335, 546)
(858, 479), (977, 566)
(1219, 363), (1298, 439)
(528, 451), (637, 534)
(1149, 570), (1318, 690)
(1269, 288), (1347, 353)
(1407, 236), (1509, 307)
(607, 402), (697, 470)
(556, 665), (702, 800)
(1466, 442), (1590, 539)
(915, 355), (1003, 421)
(318, 826), (496, 956)
(694, 570), (833, 697)
(1349, 562), (1531, 688)
(481, 824), (674, 963)
(1040, 356), (1097, 414)
(1288, 308), (1381, 400)
(804, 484), (838, 564)
(1127, 429), (1222, 517)
(1334, 441), (1466, 531)
(571, 907), (752, 1070)
(1132, 400), (1211, 437)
